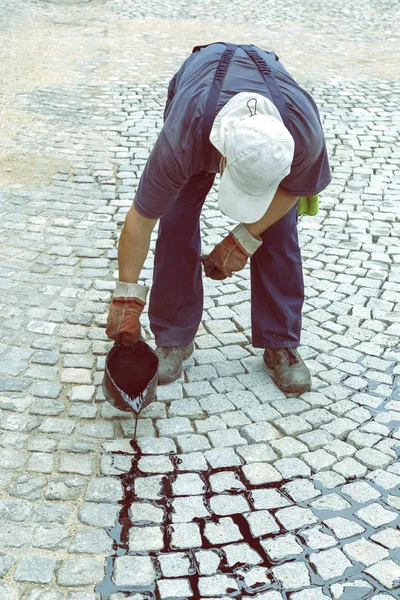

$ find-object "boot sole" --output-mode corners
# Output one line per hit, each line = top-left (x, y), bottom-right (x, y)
(271, 371), (312, 395)
(157, 342), (195, 385)
(264, 355), (311, 395)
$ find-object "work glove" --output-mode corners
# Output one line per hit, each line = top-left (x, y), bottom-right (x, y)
(106, 282), (149, 346)
(201, 223), (262, 280)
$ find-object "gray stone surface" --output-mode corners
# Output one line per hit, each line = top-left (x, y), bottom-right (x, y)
(0, 0), (399, 597)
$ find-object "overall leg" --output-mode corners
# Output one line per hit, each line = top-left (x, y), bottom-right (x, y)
(149, 172), (215, 347)
(250, 204), (304, 348)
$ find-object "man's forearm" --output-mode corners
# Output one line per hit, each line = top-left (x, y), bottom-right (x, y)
(244, 187), (299, 237)
(118, 204), (158, 283)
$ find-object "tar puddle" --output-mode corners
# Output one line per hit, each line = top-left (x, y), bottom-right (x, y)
(94, 440), (396, 600)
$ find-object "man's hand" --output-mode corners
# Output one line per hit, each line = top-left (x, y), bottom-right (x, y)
(201, 224), (262, 280)
(106, 282), (149, 346)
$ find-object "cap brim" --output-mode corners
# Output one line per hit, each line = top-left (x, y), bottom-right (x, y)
(218, 166), (278, 224)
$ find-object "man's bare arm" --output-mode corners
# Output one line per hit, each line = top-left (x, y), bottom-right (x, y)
(243, 187), (299, 237)
(118, 204), (158, 283)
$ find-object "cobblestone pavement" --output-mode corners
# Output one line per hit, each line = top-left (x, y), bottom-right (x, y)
(0, 0), (400, 599)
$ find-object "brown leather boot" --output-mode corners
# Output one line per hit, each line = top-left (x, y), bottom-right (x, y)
(263, 348), (311, 394)
(155, 342), (195, 384)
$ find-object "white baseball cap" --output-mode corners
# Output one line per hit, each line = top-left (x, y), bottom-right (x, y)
(210, 92), (295, 223)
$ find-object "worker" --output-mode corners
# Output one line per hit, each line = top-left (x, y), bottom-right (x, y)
(106, 42), (331, 395)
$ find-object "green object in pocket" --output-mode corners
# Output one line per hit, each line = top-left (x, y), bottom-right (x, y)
(297, 194), (319, 216)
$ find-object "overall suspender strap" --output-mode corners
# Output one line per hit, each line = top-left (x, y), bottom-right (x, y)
(202, 44), (237, 167)
(239, 45), (291, 130)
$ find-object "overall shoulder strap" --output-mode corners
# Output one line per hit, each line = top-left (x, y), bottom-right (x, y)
(239, 45), (290, 129)
(202, 44), (237, 168)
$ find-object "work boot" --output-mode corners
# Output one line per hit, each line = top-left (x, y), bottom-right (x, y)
(263, 348), (311, 395)
(156, 342), (195, 384)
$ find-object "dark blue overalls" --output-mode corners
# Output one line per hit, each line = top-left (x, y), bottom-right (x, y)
(148, 44), (304, 349)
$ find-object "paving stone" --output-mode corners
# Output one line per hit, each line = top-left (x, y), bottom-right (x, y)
(274, 457), (311, 478)
(45, 477), (85, 501)
(300, 526), (337, 550)
(367, 469), (400, 489)
(170, 522), (202, 549)
(9, 475), (46, 500)
(157, 577), (192, 599)
(57, 557), (104, 586)
(355, 447), (393, 470)
(324, 517), (365, 539)
(208, 427), (247, 448)
(261, 533), (303, 560)
(172, 472), (206, 496)
(33, 526), (70, 550)
(129, 525), (164, 552)
(176, 434), (211, 453)
(236, 443), (276, 463)
(175, 451), (208, 471)
(240, 422), (281, 443)
(343, 537), (389, 566)
(301, 449), (336, 472)
(69, 528), (113, 553)
(270, 437), (309, 458)
(138, 455), (174, 474)
(223, 542), (263, 566)
(204, 517), (243, 545)
(14, 555), (57, 584)
(204, 447), (242, 468)
(209, 470), (245, 493)
(365, 559), (400, 589)
(134, 475), (164, 500)
(250, 488), (291, 510)
(157, 417), (193, 437)
(113, 555), (155, 587)
(220, 410), (251, 429)
(31, 502), (73, 524)
(198, 573), (238, 596)
(325, 439), (356, 460)
(275, 416), (313, 436)
(27, 452), (53, 474)
(158, 552), (191, 577)
(137, 436), (177, 455)
(198, 394), (235, 415)
(309, 547), (352, 580)
(245, 509), (280, 536)
(276, 506), (318, 531)
(341, 480), (381, 503)
(242, 462), (282, 485)
(332, 457), (368, 478)
(311, 493), (351, 512)
(272, 561), (311, 590)
(169, 399), (204, 419)
(85, 478), (123, 503)
(312, 470), (346, 489)
(0, 553), (15, 577)
(78, 503), (120, 527)
(172, 495), (210, 524)
(356, 503), (398, 527)
(194, 549), (221, 575)
(371, 528), (400, 550)
(283, 479), (321, 502)
(59, 454), (94, 476)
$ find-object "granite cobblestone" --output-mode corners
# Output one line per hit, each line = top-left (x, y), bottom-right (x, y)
(0, 0), (399, 597)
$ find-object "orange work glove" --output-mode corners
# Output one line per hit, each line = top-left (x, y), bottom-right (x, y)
(201, 223), (262, 280)
(106, 282), (149, 346)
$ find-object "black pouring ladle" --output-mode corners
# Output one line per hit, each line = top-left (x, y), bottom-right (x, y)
(102, 341), (159, 442)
